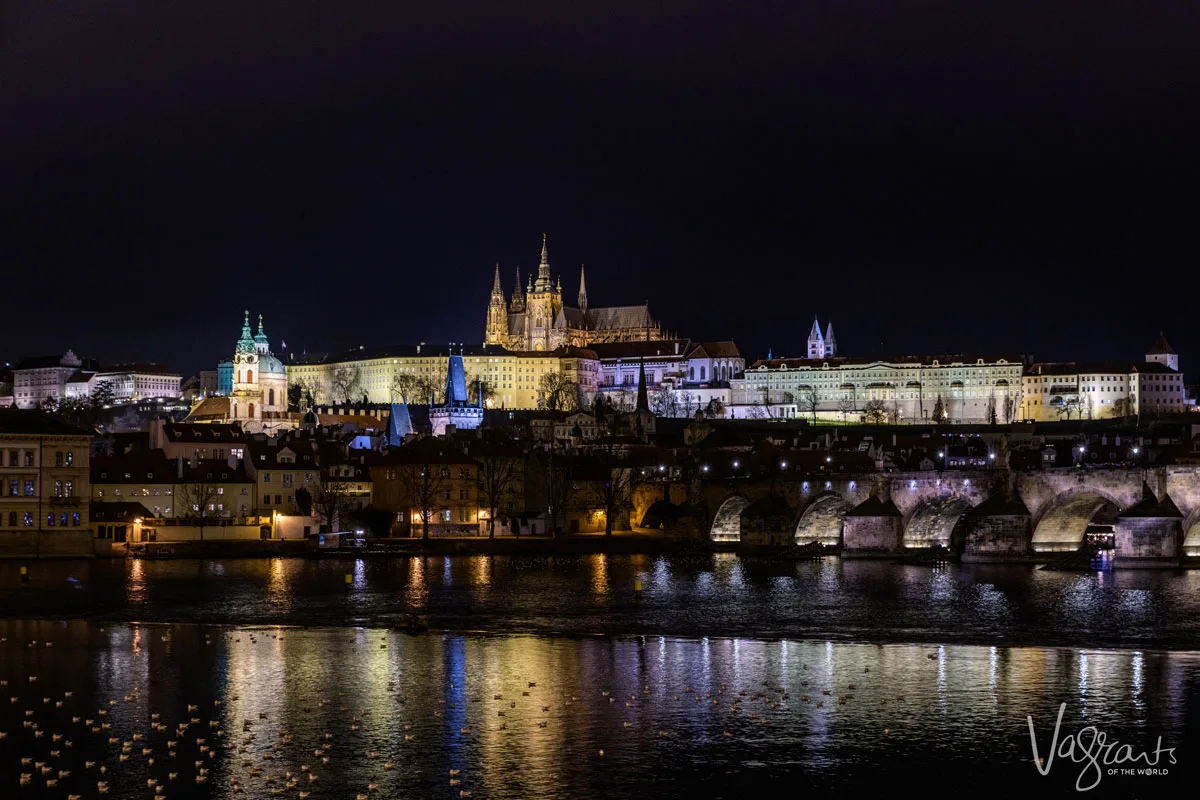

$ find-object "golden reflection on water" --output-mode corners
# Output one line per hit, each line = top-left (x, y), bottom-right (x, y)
(1, 621), (1198, 798)
(590, 553), (609, 597)
(125, 557), (146, 605)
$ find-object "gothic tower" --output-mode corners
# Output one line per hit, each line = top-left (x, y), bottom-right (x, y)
(824, 321), (837, 357)
(485, 263), (508, 345)
(510, 267), (525, 313)
(807, 317), (826, 359)
(578, 265), (588, 313)
(525, 233), (561, 351)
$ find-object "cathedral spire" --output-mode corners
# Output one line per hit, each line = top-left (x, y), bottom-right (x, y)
(492, 263), (502, 293)
(824, 321), (837, 357)
(578, 264), (588, 312)
(535, 232), (552, 291)
(241, 309), (252, 338)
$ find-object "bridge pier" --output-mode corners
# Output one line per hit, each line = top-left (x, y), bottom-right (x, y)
(842, 496), (902, 557)
(1112, 488), (1184, 568)
(961, 495), (1034, 563)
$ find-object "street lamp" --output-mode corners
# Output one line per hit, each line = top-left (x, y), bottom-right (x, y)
(780, 460), (788, 469)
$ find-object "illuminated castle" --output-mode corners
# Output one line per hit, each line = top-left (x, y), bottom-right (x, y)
(484, 234), (665, 351)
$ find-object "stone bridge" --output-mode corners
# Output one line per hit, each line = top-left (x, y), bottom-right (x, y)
(698, 467), (1200, 567)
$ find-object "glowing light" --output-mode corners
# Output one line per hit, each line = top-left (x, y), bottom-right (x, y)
(732, 460), (740, 468)
(780, 461), (787, 469)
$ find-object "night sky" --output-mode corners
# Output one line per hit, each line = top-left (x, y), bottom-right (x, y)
(3, 2), (1198, 376)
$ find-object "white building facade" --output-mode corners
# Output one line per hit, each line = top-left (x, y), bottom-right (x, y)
(732, 355), (1025, 423)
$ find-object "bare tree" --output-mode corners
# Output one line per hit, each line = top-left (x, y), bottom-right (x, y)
(862, 399), (888, 424)
(1111, 397), (1134, 418)
(389, 373), (421, 404)
(650, 388), (682, 418)
(476, 444), (521, 539)
(311, 464), (354, 532)
(539, 372), (580, 411)
(837, 396), (855, 421)
(1003, 391), (1017, 423)
(178, 478), (222, 541)
(987, 391), (998, 425)
(330, 365), (363, 405)
(391, 441), (454, 540)
(292, 375), (326, 407)
(798, 387), (820, 423)
(704, 397), (725, 419)
(534, 447), (573, 537)
(585, 462), (634, 537)
(466, 375), (497, 407)
(609, 389), (636, 413)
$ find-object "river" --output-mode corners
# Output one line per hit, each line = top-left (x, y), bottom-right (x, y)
(1, 555), (1197, 797)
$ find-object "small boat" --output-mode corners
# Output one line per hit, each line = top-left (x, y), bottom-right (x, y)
(395, 614), (429, 634)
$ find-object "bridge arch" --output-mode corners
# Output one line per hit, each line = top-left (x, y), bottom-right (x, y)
(1031, 490), (1121, 553)
(710, 495), (752, 542)
(795, 494), (850, 546)
(903, 496), (973, 549)
(1181, 509), (1200, 557)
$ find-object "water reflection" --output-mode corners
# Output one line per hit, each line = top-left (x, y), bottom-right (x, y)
(0, 622), (1197, 796)
(6, 556), (1200, 650)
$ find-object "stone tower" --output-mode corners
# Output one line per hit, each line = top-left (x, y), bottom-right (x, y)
(578, 265), (588, 313)
(807, 317), (826, 359)
(485, 263), (508, 345)
(824, 321), (837, 357)
(525, 234), (562, 351)
(1146, 333), (1178, 372)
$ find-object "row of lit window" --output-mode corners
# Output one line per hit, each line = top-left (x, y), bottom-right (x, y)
(2, 511), (82, 527)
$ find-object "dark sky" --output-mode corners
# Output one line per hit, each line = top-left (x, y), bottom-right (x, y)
(3, 2), (1198, 376)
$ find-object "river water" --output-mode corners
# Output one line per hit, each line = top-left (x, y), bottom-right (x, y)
(1, 556), (1198, 797)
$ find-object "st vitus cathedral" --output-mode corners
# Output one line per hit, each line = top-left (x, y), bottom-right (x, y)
(484, 235), (665, 351)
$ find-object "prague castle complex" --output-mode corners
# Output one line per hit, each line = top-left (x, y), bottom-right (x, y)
(14, 234), (1185, 426)
(484, 235), (663, 351)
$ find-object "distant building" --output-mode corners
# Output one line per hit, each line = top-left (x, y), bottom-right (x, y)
(12, 350), (102, 409)
(733, 354), (1025, 423)
(185, 312), (296, 433)
(82, 365), (182, 404)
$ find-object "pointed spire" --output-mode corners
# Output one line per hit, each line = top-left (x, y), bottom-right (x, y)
(492, 263), (502, 293)
(808, 316), (822, 340)
(257, 313), (264, 335)
(535, 232), (552, 291)
(636, 358), (650, 413)
(513, 266), (522, 295)
(578, 264), (588, 312)
(236, 310), (256, 354)
(825, 321), (837, 357)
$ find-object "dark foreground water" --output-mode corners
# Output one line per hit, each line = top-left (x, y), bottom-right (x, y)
(0, 621), (1196, 799)
(2, 556), (1199, 797)
(2, 555), (1200, 648)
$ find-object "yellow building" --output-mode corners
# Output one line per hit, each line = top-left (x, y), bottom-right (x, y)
(288, 344), (598, 410)
(0, 410), (94, 555)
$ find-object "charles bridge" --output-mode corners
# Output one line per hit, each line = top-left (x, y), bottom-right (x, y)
(679, 466), (1200, 567)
